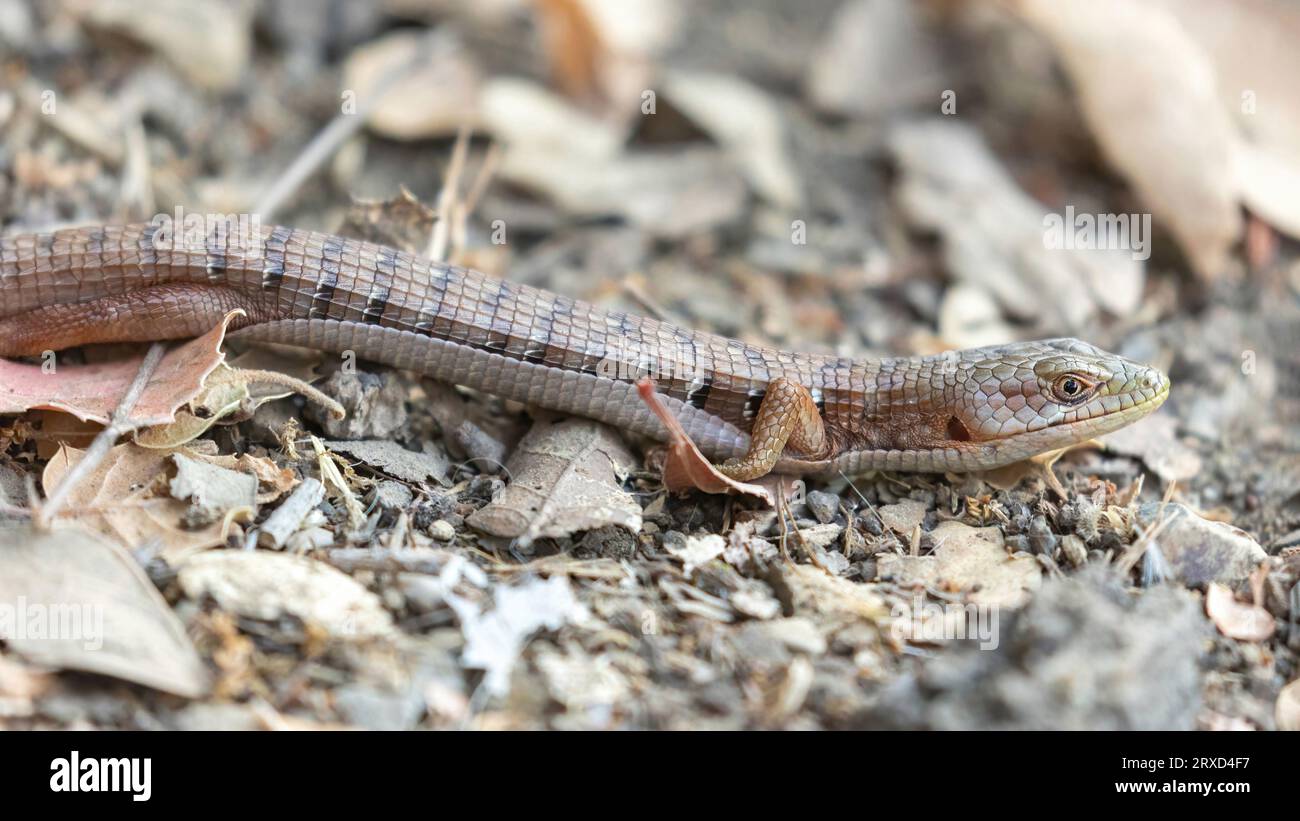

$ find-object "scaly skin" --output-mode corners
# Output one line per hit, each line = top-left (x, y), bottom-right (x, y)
(0, 223), (1169, 475)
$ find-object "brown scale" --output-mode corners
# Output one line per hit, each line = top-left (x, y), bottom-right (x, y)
(0, 223), (847, 478)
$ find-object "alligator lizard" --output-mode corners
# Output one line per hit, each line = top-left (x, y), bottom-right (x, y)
(0, 223), (1170, 477)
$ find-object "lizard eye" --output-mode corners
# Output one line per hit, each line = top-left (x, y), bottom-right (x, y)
(1051, 373), (1096, 404)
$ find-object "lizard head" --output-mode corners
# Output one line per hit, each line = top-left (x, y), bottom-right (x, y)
(943, 337), (1170, 466)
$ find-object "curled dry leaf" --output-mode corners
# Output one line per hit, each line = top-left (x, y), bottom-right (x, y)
(135, 363), (343, 449)
(0, 309), (236, 426)
(1204, 582), (1275, 641)
(342, 186), (438, 255)
(636, 378), (774, 504)
(465, 416), (641, 546)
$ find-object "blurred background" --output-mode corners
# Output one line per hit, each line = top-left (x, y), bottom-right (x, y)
(0, 0), (1298, 728)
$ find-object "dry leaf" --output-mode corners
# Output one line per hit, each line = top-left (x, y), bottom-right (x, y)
(876, 520), (1041, 607)
(663, 70), (803, 208)
(0, 310), (236, 426)
(533, 0), (607, 103)
(890, 120), (1135, 330)
(1146, 0), (1300, 240)
(666, 533), (727, 575)
(1204, 582), (1275, 641)
(42, 443), (234, 562)
(342, 30), (482, 140)
(533, 0), (678, 115)
(805, 0), (947, 118)
(1015, 0), (1242, 280)
(0, 525), (210, 697)
(496, 145), (746, 239)
(342, 187), (438, 254)
(189, 451), (297, 503)
(169, 453), (257, 519)
(449, 574), (590, 698)
(636, 378), (774, 503)
(177, 551), (394, 639)
(324, 439), (451, 486)
(78, 0), (250, 91)
(466, 416), (641, 545)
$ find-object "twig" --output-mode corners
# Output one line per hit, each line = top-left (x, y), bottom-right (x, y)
(35, 342), (167, 529)
(427, 125), (472, 262)
(254, 31), (452, 220)
(1115, 480), (1178, 575)
(452, 140), (501, 256)
(256, 477), (324, 549)
(323, 546), (448, 574)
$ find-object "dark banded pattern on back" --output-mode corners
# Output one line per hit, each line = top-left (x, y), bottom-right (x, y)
(0, 223), (849, 435)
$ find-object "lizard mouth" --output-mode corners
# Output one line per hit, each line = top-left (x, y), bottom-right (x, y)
(979, 379), (1171, 460)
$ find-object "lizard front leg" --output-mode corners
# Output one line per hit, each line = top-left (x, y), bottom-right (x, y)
(715, 377), (828, 480)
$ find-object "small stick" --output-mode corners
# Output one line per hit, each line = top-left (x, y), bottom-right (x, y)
(256, 477), (324, 549)
(254, 32), (451, 220)
(35, 342), (167, 529)
(427, 125), (472, 262)
(322, 546), (448, 574)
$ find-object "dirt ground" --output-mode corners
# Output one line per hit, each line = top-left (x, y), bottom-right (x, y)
(0, 0), (1297, 730)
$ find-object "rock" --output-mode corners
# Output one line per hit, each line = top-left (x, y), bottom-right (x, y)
(307, 370), (410, 439)
(1137, 502), (1268, 587)
(753, 617), (827, 656)
(427, 519), (456, 542)
(877, 498), (927, 534)
(857, 568), (1207, 729)
(1101, 414), (1202, 482)
(1027, 516), (1058, 556)
(1060, 534), (1089, 568)
(370, 481), (413, 511)
(805, 490), (840, 524)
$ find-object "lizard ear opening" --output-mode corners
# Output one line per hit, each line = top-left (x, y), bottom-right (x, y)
(946, 416), (973, 443)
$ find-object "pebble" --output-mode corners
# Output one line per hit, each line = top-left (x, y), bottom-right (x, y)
(806, 491), (840, 524)
(427, 519), (456, 542)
